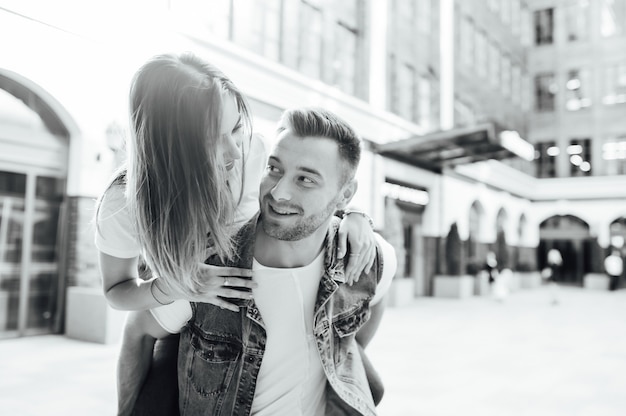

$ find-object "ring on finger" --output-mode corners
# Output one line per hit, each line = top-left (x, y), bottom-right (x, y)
(223, 277), (230, 287)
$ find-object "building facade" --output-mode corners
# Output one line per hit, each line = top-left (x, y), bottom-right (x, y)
(1, 0), (625, 339)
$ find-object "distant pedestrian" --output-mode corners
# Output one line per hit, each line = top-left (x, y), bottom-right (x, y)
(546, 248), (562, 305)
(604, 248), (623, 291)
(493, 268), (511, 302)
(485, 251), (498, 286)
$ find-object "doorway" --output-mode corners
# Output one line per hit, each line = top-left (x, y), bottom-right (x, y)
(0, 73), (70, 338)
(539, 215), (592, 285)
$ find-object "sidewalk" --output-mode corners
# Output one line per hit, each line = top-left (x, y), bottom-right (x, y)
(1, 286), (625, 415)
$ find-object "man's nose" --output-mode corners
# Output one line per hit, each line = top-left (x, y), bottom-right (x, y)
(270, 178), (291, 201)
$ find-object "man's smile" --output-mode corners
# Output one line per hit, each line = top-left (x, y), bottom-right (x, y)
(266, 199), (302, 216)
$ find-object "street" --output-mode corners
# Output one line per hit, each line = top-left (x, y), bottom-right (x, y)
(1, 286), (625, 415)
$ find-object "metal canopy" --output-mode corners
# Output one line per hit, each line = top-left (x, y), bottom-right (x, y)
(374, 123), (534, 173)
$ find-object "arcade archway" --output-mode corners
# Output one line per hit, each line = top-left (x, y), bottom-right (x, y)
(539, 215), (592, 285)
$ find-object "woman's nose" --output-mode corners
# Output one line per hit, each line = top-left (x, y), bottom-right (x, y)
(225, 136), (242, 160)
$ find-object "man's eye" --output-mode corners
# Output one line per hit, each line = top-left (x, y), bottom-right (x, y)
(300, 176), (315, 184)
(267, 165), (280, 174)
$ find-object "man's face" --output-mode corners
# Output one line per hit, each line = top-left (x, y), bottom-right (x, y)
(259, 129), (355, 241)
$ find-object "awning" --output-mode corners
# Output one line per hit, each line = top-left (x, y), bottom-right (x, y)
(373, 123), (534, 173)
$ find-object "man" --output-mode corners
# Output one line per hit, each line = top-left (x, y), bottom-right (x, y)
(175, 107), (396, 415)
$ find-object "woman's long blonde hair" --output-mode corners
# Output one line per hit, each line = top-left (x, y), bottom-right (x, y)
(119, 53), (251, 295)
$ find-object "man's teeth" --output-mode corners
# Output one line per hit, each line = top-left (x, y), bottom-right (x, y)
(273, 206), (294, 215)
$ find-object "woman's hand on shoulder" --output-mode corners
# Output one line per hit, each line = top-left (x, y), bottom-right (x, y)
(186, 264), (257, 312)
(337, 212), (376, 286)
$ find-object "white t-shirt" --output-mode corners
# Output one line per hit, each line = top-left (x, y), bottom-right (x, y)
(250, 233), (396, 416)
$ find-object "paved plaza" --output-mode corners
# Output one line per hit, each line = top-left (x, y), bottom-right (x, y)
(1, 285), (625, 415)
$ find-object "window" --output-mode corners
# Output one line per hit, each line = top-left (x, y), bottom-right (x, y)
(603, 63), (626, 105)
(418, 76), (431, 130)
(535, 141), (558, 178)
(252, 0), (281, 60)
(512, 64), (521, 104)
(298, 1), (323, 79)
(460, 17), (475, 68)
(535, 73), (556, 112)
(454, 99), (475, 127)
(565, 0), (590, 42)
(565, 68), (592, 111)
(501, 0), (511, 24)
(475, 30), (488, 78)
(233, 0), (281, 61)
(603, 135), (626, 175)
(468, 202), (483, 258)
(417, 0), (431, 34)
(534, 8), (554, 45)
(568, 138), (592, 176)
(395, 0), (417, 32)
(394, 63), (417, 122)
(521, 73), (531, 111)
(332, 21), (358, 95)
(601, 0), (626, 37)
(330, 0), (360, 95)
(488, 41), (500, 88)
(501, 55), (511, 97)
(520, 5), (531, 46)
(511, 0), (521, 35)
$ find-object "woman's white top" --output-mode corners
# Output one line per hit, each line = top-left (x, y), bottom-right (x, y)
(95, 134), (268, 332)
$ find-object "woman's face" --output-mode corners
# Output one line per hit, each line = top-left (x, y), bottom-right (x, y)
(219, 94), (244, 171)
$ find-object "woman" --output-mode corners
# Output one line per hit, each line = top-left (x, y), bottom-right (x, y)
(95, 52), (377, 415)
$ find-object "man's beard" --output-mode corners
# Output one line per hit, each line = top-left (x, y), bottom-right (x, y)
(261, 195), (340, 241)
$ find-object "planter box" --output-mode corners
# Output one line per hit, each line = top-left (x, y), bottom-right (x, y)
(474, 271), (490, 296)
(65, 286), (127, 344)
(517, 271), (542, 289)
(0, 290), (8, 330)
(583, 273), (610, 290)
(433, 275), (474, 299)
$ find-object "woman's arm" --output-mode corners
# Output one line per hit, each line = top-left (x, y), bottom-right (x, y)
(99, 251), (257, 312)
(99, 252), (167, 310)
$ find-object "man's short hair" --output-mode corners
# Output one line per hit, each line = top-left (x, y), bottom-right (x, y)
(277, 107), (361, 184)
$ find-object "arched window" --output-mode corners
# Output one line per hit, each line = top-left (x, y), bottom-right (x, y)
(468, 201), (484, 259)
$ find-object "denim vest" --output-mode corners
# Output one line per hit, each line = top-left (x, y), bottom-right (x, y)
(177, 214), (383, 416)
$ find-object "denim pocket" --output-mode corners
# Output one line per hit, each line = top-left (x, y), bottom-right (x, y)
(332, 302), (371, 338)
(188, 333), (240, 399)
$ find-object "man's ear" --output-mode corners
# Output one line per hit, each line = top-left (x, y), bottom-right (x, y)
(337, 180), (358, 210)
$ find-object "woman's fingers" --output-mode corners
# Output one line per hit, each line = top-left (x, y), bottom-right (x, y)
(198, 264), (253, 278)
(197, 264), (256, 289)
(217, 288), (255, 300)
(215, 266), (253, 278)
(363, 245), (376, 275)
(345, 239), (375, 284)
(219, 276), (258, 290)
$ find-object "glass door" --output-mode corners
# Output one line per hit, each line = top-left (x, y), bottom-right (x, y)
(0, 171), (26, 335)
(0, 171), (65, 337)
